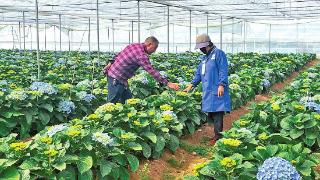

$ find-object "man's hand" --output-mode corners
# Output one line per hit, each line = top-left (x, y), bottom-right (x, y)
(103, 63), (112, 75)
(168, 82), (180, 91)
(218, 85), (224, 97)
(183, 84), (193, 93)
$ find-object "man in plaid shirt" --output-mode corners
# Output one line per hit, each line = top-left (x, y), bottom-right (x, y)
(104, 36), (180, 103)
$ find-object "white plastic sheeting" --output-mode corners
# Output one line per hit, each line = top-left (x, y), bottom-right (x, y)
(0, 0), (320, 53)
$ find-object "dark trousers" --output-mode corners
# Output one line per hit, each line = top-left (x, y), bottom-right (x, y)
(107, 76), (132, 104)
(208, 112), (224, 140)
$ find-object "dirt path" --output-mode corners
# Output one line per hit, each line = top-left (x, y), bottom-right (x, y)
(130, 59), (320, 180)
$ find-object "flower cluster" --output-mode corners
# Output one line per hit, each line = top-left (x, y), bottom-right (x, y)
(47, 124), (68, 137)
(257, 157), (301, 180)
(66, 127), (81, 137)
(76, 79), (91, 89)
(160, 104), (173, 111)
(222, 138), (242, 147)
(239, 120), (250, 126)
(57, 83), (72, 91)
(159, 71), (168, 78)
(7, 90), (27, 101)
(308, 73), (317, 79)
(92, 132), (114, 146)
(30, 82), (57, 95)
(28, 90), (43, 97)
(161, 110), (177, 122)
(220, 157), (237, 168)
(262, 79), (271, 88)
(95, 103), (116, 114)
(176, 91), (188, 97)
(259, 111), (268, 119)
(76, 91), (96, 103)
(135, 73), (149, 84)
(87, 114), (99, 121)
(300, 96), (320, 113)
(258, 132), (269, 140)
(229, 74), (240, 81)
(0, 80), (7, 87)
(58, 100), (76, 114)
(120, 132), (136, 140)
(127, 98), (140, 105)
(271, 103), (281, 111)
(229, 83), (240, 90)
(10, 142), (28, 151)
(40, 136), (53, 144)
(53, 59), (66, 67)
(193, 163), (206, 176)
(44, 149), (58, 157)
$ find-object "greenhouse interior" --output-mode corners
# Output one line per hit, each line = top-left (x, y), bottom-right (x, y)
(0, 0), (320, 179)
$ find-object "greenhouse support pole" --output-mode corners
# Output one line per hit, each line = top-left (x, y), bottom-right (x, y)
(138, 0), (141, 43)
(19, 22), (21, 51)
(189, 10), (192, 52)
(173, 23), (175, 53)
(131, 21), (134, 43)
(167, 5), (169, 54)
(11, 26), (14, 49)
(68, 29), (71, 52)
(88, 17), (91, 52)
(35, 0), (40, 80)
(54, 25), (56, 51)
(232, 18), (234, 54)
(269, 24), (271, 53)
(23, 11), (26, 51)
(44, 23), (47, 50)
(112, 19), (115, 53)
(206, 13), (209, 35)
(296, 23), (299, 53)
(30, 25), (33, 51)
(129, 31), (130, 44)
(59, 14), (62, 52)
(243, 20), (246, 53)
(220, 16), (223, 49)
(96, 0), (100, 57)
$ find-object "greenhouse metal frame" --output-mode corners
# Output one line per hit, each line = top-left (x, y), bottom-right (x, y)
(1, 0), (320, 78)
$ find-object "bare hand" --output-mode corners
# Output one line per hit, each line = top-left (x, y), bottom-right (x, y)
(168, 82), (180, 91)
(103, 63), (112, 75)
(183, 84), (193, 93)
(218, 85), (224, 97)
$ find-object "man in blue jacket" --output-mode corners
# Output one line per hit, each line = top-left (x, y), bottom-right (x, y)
(184, 34), (231, 145)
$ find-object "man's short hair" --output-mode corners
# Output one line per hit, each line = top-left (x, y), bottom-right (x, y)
(145, 36), (159, 45)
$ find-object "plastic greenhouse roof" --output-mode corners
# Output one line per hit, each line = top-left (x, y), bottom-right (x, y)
(1, 0), (320, 31)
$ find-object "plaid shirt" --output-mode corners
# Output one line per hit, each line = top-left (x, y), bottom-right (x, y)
(107, 43), (168, 86)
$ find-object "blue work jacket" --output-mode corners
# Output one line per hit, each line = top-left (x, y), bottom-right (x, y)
(191, 48), (231, 113)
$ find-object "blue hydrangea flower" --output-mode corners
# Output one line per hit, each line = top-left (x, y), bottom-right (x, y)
(300, 96), (320, 112)
(0, 80), (7, 87)
(229, 74), (240, 81)
(30, 82), (57, 95)
(58, 100), (76, 114)
(83, 94), (96, 103)
(140, 77), (149, 84)
(159, 71), (168, 78)
(76, 80), (91, 89)
(262, 79), (271, 88)
(76, 91), (96, 103)
(257, 157), (301, 180)
(92, 132), (114, 146)
(0, 88), (7, 92)
(47, 124), (68, 137)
